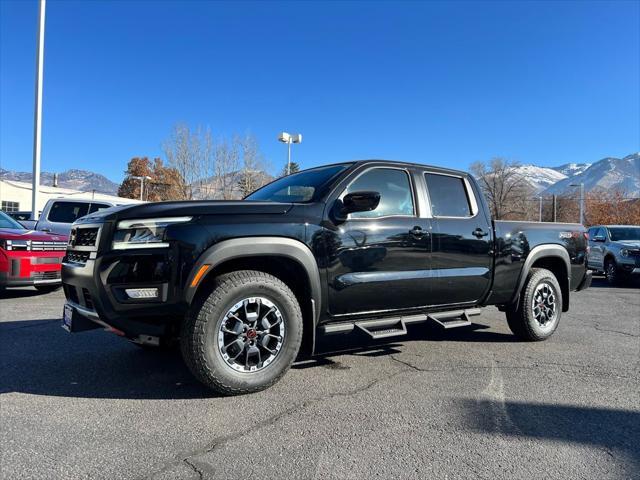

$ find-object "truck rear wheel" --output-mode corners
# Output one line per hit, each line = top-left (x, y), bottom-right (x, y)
(181, 270), (303, 395)
(506, 268), (562, 341)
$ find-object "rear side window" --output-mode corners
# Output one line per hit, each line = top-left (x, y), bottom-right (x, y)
(47, 202), (90, 223)
(88, 203), (110, 214)
(345, 168), (415, 219)
(425, 173), (472, 217)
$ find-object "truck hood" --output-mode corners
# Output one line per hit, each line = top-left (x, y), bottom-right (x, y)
(0, 228), (67, 242)
(613, 240), (640, 248)
(75, 200), (294, 223)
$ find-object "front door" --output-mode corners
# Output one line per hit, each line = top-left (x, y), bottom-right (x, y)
(324, 167), (432, 316)
(424, 172), (493, 305)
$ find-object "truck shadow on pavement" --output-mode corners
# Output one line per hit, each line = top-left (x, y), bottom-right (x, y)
(458, 399), (640, 470)
(0, 318), (518, 401)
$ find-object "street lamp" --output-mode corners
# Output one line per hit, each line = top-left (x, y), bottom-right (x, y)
(569, 182), (585, 225)
(132, 175), (152, 201)
(278, 132), (302, 175)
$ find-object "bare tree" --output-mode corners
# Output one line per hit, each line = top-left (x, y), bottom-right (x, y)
(213, 135), (241, 200)
(237, 134), (270, 197)
(471, 158), (535, 220)
(163, 124), (214, 200)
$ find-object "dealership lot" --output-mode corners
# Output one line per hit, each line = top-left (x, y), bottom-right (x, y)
(1, 278), (638, 480)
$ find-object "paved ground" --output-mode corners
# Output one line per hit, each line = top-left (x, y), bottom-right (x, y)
(1, 277), (639, 480)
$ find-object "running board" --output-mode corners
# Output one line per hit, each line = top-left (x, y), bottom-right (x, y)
(428, 310), (475, 329)
(355, 317), (407, 339)
(319, 308), (481, 337)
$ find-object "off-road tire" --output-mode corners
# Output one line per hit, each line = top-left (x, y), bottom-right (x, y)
(505, 268), (562, 341)
(34, 285), (62, 294)
(181, 270), (303, 395)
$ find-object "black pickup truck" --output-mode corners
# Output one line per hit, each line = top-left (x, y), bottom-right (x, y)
(62, 160), (592, 394)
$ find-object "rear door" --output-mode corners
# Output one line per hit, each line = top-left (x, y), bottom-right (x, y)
(424, 171), (493, 305)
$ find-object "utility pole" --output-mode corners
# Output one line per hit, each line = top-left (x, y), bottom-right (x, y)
(31, 0), (46, 220)
(570, 182), (585, 225)
(552, 195), (557, 222)
(538, 196), (543, 222)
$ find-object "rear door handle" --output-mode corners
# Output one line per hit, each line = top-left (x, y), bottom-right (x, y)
(473, 228), (489, 238)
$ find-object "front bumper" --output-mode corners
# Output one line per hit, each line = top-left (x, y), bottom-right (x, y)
(0, 249), (64, 287)
(61, 222), (187, 338)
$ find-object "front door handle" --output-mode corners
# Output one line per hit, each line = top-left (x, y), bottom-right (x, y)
(409, 226), (426, 237)
(473, 228), (489, 238)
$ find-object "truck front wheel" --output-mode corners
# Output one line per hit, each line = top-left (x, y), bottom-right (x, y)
(506, 268), (562, 341)
(181, 270), (303, 395)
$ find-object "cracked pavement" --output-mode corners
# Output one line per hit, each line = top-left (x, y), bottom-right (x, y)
(1, 277), (638, 479)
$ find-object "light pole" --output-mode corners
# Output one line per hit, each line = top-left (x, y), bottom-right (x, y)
(31, 0), (46, 220)
(278, 132), (302, 175)
(132, 175), (152, 201)
(569, 182), (585, 225)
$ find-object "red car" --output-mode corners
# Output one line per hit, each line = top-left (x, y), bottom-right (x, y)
(0, 211), (68, 293)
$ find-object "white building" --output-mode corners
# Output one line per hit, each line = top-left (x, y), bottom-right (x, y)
(0, 178), (140, 213)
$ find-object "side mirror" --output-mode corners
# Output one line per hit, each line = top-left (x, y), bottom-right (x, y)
(593, 235), (606, 242)
(333, 191), (380, 222)
(343, 191), (380, 214)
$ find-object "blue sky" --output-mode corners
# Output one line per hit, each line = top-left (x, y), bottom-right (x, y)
(1, 0), (638, 182)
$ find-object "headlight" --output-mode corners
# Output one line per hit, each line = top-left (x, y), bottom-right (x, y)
(620, 248), (629, 258)
(112, 217), (192, 250)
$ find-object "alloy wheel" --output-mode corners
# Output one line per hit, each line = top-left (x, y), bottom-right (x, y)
(531, 282), (558, 330)
(218, 297), (285, 373)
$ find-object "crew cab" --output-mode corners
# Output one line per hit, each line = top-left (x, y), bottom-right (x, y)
(61, 160), (592, 395)
(0, 211), (68, 292)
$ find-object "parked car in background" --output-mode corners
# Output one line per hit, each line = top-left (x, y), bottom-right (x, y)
(5, 211), (38, 229)
(34, 198), (139, 236)
(587, 225), (640, 285)
(0, 211), (68, 292)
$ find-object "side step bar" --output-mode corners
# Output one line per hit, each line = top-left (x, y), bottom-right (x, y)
(320, 308), (482, 339)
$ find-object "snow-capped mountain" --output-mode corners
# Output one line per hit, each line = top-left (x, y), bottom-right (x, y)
(551, 162), (592, 177)
(543, 153), (640, 196)
(512, 165), (568, 192)
(0, 168), (119, 195)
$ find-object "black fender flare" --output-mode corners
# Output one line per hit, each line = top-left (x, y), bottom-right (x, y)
(184, 237), (322, 327)
(510, 244), (571, 310)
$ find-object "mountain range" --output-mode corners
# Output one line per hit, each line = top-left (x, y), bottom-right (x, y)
(506, 153), (639, 196)
(1, 153), (638, 198)
(0, 168), (119, 196)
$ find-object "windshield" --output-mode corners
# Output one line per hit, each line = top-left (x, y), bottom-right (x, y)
(0, 211), (26, 230)
(608, 227), (640, 242)
(246, 164), (351, 202)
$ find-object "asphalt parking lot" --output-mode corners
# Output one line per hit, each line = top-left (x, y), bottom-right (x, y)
(1, 278), (638, 480)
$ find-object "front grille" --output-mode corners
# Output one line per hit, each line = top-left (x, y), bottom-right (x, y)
(72, 227), (100, 247)
(31, 241), (67, 251)
(627, 249), (640, 257)
(32, 271), (60, 281)
(65, 251), (90, 265)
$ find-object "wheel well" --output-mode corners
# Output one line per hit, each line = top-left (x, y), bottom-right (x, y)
(193, 255), (315, 357)
(604, 253), (616, 266)
(531, 256), (569, 312)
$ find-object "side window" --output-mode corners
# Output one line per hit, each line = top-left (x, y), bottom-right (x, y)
(425, 173), (472, 217)
(588, 228), (596, 240)
(88, 203), (110, 214)
(47, 202), (90, 223)
(344, 168), (415, 219)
